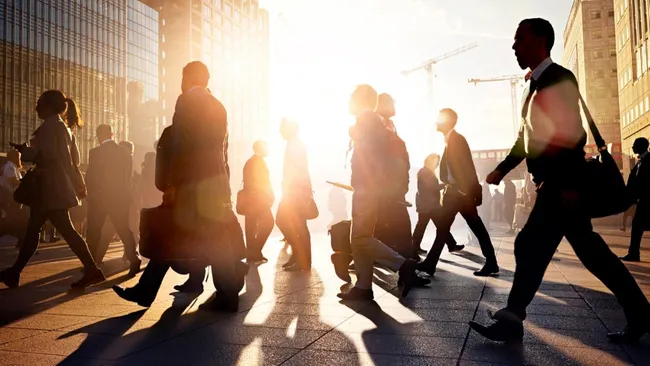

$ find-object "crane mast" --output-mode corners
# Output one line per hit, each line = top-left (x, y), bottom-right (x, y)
(467, 74), (525, 139)
(401, 43), (478, 114)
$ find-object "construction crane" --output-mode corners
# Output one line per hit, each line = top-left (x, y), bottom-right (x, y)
(401, 43), (478, 112)
(468, 74), (526, 139)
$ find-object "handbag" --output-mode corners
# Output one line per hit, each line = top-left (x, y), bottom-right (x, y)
(579, 95), (628, 218)
(303, 194), (319, 220)
(13, 167), (40, 207)
(235, 181), (248, 216)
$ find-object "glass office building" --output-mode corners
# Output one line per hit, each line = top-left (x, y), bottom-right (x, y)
(127, 0), (159, 159)
(0, 0), (128, 161)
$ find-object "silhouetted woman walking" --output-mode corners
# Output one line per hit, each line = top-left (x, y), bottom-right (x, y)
(0, 90), (105, 289)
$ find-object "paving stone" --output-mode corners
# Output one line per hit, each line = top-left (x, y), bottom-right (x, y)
(112, 343), (298, 366)
(222, 312), (348, 331)
(308, 331), (464, 358)
(5, 314), (101, 331)
(0, 350), (95, 366)
(283, 350), (455, 366)
(0, 328), (46, 345)
(336, 315), (468, 338)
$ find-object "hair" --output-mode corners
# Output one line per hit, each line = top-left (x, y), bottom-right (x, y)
(438, 108), (458, 125)
(351, 84), (378, 111)
(377, 93), (396, 119)
(119, 140), (134, 153)
(280, 118), (299, 137)
(39, 90), (82, 128)
(520, 18), (555, 53)
(253, 140), (267, 154)
(183, 61), (210, 87)
(424, 153), (440, 167)
(634, 137), (649, 151)
(96, 124), (112, 137)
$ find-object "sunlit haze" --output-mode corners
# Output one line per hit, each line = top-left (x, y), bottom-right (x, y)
(259, 0), (572, 199)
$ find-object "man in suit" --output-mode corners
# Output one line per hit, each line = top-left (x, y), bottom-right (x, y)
(276, 119), (313, 271)
(336, 84), (427, 301)
(112, 61), (245, 312)
(374, 93), (418, 259)
(243, 140), (275, 264)
(418, 108), (498, 277)
(621, 137), (650, 262)
(85, 124), (141, 276)
(470, 18), (649, 343)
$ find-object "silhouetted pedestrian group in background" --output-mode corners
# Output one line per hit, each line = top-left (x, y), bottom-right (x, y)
(1, 16), (650, 345)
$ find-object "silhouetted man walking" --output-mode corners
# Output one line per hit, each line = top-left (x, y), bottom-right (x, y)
(418, 108), (498, 277)
(470, 18), (650, 343)
(86, 124), (141, 276)
(621, 137), (650, 262)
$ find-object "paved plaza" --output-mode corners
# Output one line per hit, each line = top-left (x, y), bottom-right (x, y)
(1, 224), (649, 365)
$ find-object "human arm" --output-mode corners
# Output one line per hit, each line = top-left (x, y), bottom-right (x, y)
(488, 124), (526, 185)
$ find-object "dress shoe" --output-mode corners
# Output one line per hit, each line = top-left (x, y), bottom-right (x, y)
(448, 244), (465, 253)
(474, 263), (499, 277)
(416, 262), (435, 277)
(398, 274), (431, 287)
(246, 256), (268, 264)
(199, 292), (238, 313)
(469, 309), (524, 343)
(71, 268), (106, 289)
(112, 285), (153, 307)
(128, 258), (142, 277)
(284, 263), (310, 272)
(282, 257), (296, 269)
(337, 287), (374, 301)
(174, 280), (204, 293)
(398, 259), (419, 297)
(0, 268), (20, 289)
(620, 254), (640, 262)
(607, 324), (650, 343)
(331, 252), (352, 283)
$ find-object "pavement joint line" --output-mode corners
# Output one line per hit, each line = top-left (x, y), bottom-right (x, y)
(455, 232), (505, 366)
(549, 252), (633, 361)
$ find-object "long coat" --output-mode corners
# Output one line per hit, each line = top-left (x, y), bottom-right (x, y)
(23, 116), (81, 211)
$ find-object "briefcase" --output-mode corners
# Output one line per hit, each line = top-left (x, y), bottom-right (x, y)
(139, 205), (215, 261)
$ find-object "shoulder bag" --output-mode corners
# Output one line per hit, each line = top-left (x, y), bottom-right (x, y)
(580, 95), (628, 218)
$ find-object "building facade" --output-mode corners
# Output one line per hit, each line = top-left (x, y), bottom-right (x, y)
(127, 0), (160, 167)
(144, 0), (271, 192)
(0, 0), (128, 162)
(563, 0), (622, 168)
(614, 0), (650, 173)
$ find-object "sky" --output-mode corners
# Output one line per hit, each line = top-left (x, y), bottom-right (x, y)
(257, 0), (573, 202)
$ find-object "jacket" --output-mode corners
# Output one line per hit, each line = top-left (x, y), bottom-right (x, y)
(349, 110), (391, 193)
(166, 88), (231, 227)
(415, 167), (443, 213)
(496, 63), (587, 185)
(86, 140), (133, 207)
(243, 154), (274, 208)
(282, 138), (311, 198)
(440, 130), (482, 203)
(23, 116), (81, 211)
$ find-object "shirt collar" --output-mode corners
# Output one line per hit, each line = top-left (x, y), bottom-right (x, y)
(444, 128), (455, 143)
(187, 86), (205, 94)
(101, 139), (113, 145)
(531, 57), (553, 81)
(639, 151), (649, 160)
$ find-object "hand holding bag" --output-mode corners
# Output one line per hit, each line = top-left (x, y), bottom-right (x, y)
(14, 167), (40, 207)
(580, 95), (628, 218)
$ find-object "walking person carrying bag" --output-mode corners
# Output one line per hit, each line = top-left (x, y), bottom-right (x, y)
(1, 90), (105, 289)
